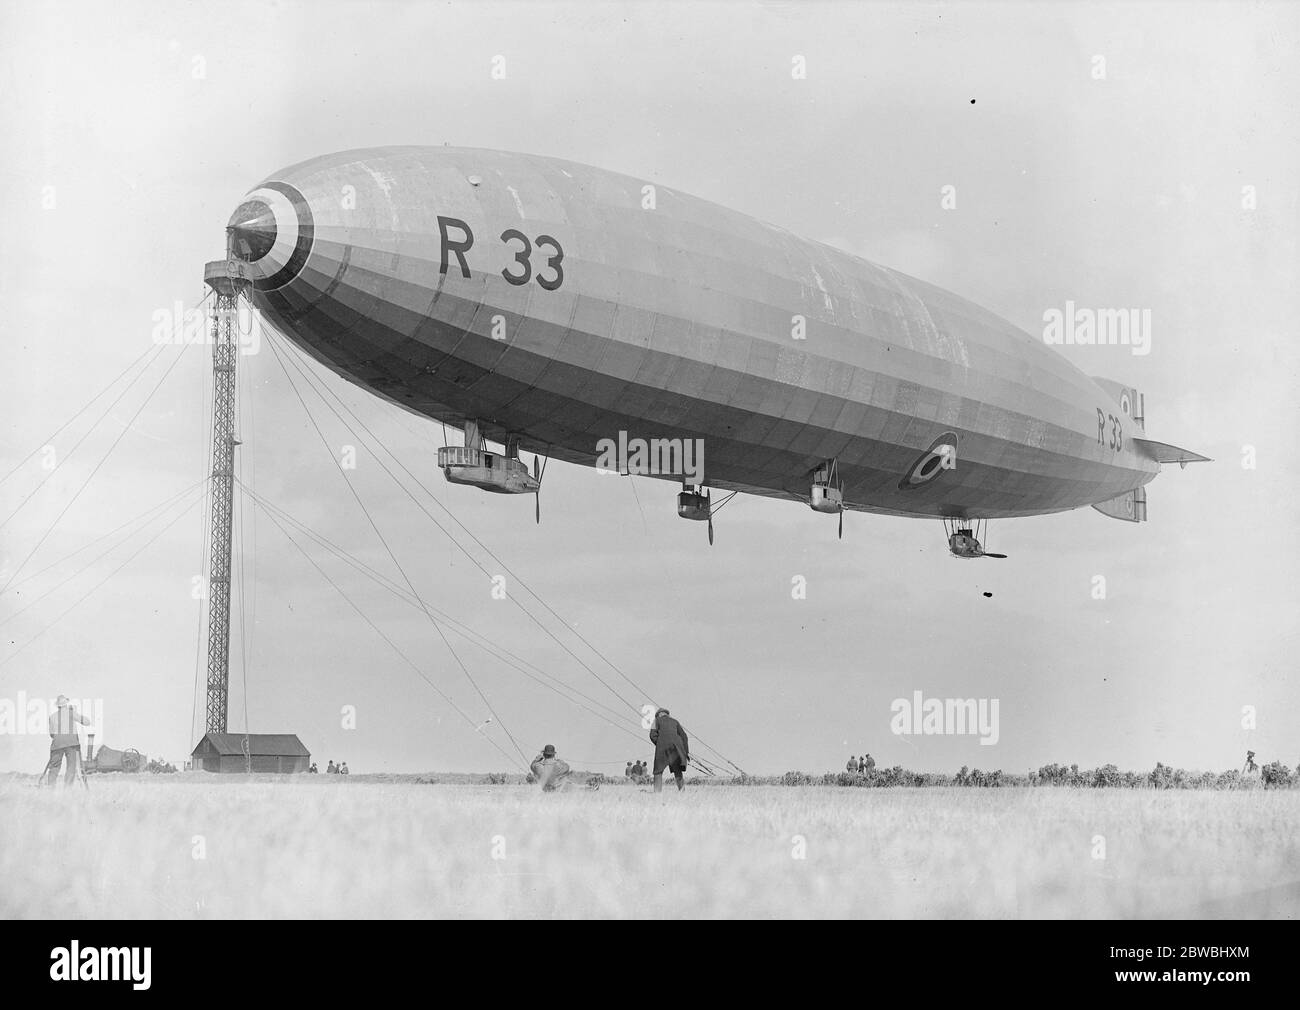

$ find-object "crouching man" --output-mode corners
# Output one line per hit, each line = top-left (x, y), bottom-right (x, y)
(529, 744), (601, 792)
(530, 744), (571, 791)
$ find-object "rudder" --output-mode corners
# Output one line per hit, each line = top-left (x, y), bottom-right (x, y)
(1092, 487), (1148, 523)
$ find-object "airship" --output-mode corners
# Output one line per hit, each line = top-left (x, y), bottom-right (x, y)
(219, 145), (1208, 557)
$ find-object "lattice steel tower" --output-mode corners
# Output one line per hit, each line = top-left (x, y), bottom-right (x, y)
(201, 259), (251, 733)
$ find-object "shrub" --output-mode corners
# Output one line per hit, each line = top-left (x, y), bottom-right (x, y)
(1092, 764), (1121, 788)
(1148, 762), (1176, 789)
(874, 765), (929, 787)
(1036, 763), (1073, 786)
(1261, 761), (1293, 789)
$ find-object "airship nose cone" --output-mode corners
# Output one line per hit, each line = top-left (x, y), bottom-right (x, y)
(227, 199), (277, 262)
(223, 182), (314, 291)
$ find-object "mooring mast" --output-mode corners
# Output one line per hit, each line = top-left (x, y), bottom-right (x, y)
(201, 259), (252, 733)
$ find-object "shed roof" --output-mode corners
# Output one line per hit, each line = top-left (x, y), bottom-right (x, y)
(193, 733), (310, 757)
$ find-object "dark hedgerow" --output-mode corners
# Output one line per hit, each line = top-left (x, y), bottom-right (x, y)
(680, 760), (1296, 789)
(452, 760), (1298, 789)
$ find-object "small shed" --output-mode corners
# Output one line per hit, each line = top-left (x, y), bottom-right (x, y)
(191, 733), (310, 773)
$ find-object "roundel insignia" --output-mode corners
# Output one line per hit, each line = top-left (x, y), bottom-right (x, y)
(226, 181), (315, 292)
(898, 432), (958, 490)
(1120, 392), (1131, 415)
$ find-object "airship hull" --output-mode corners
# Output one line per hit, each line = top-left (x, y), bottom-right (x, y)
(236, 146), (1158, 520)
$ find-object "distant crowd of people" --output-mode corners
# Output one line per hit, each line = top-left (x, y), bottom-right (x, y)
(846, 753), (876, 775)
(308, 760), (350, 775)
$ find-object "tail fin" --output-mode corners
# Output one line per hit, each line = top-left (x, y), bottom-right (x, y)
(1131, 437), (1212, 467)
(1090, 378), (1146, 432)
(1091, 376), (1211, 467)
(1093, 487), (1147, 523)
(1089, 379), (1209, 522)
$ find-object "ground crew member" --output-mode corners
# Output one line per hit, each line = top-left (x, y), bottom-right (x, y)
(327, 760), (337, 774)
(531, 744), (576, 792)
(862, 753), (876, 774)
(44, 695), (90, 787)
(625, 760), (634, 778)
(340, 762), (350, 775)
(846, 755), (858, 773)
(649, 708), (689, 793)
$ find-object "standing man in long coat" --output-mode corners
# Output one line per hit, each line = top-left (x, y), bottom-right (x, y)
(649, 708), (689, 793)
(44, 694), (91, 787)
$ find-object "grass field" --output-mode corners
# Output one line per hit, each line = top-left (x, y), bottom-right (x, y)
(2, 774), (1297, 918)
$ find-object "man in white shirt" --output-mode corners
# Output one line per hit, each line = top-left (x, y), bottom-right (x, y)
(45, 695), (91, 786)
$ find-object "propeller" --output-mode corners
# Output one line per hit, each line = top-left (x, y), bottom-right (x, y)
(838, 507), (843, 540)
(707, 517), (714, 545)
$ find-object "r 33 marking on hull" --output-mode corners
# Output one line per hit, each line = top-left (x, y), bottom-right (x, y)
(1096, 407), (1123, 451)
(436, 215), (565, 290)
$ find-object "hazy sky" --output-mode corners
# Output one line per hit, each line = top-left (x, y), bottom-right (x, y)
(1, 1), (1297, 776)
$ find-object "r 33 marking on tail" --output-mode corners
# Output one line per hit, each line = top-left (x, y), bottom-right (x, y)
(1096, 407), (1123, 451)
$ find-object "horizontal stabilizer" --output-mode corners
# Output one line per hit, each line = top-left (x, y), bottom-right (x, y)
(1132, 437), (1211, 466)
(1093, 486), (1147, 523)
